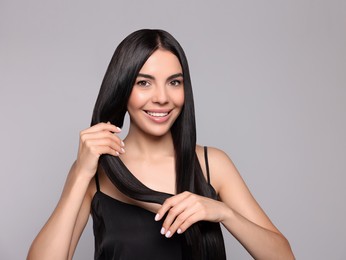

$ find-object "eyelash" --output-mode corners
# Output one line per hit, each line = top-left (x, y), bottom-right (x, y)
(136, 80), (150, 87)
(135, 79), (183, 87)
(170, 80), (182, 86)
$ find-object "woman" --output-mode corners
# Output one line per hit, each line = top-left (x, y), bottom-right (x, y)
(28, 29), (294, 259)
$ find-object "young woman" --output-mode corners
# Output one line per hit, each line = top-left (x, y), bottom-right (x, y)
(27, 29), (294, 260)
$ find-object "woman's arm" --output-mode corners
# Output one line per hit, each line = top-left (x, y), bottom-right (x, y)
(27, 163), (93, 260)
(67, 178), (96, 260)
(27, 123), (124, 260)
(156, 147), (294, 260)
(209, 147), (294, 259)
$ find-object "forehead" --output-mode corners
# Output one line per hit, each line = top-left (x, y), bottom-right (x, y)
(139, 49), (182, 75)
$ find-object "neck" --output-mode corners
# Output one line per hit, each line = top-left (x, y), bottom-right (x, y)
(123, 126), (175, 159)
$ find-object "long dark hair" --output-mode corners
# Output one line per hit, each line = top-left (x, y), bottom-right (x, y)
(91, 29), (226, 260)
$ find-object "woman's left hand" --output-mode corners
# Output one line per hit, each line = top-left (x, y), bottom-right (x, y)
(155, 191), (229, 238)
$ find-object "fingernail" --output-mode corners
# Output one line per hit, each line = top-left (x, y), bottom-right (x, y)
(115, 151), (120, 156)
(116, 127), (122, 132)
(121, 141), (125, 147)
(160, 227), (165, 235)
(120, 148), (125, 154)
(154, 214), (160, 221)
(165, 231), (171, 238)
(177, 228), (182, 234)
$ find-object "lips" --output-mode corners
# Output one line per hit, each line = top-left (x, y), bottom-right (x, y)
(144, 110), (171, 117)
(146, 111), (169, 117)
(144, 109), (172, 123)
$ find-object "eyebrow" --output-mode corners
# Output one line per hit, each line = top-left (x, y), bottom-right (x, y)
(137, 73), (183, 81)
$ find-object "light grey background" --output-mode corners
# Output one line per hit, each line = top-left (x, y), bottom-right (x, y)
(1, 0), (345, 259)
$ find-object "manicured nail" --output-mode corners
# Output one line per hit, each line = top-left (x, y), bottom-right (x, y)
(115, 151), (120, 156)
(116, 127), (122, 132)
(160, 227), (165, 235)
(121, 141), (125, 147)
(165, 231), (171, 238)
(177, 228), (182, 234)
(120, 148), (125, 153)
(155, 214), (160, 221)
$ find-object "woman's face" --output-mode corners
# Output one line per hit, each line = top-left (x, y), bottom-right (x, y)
(127, 49), (184, 137)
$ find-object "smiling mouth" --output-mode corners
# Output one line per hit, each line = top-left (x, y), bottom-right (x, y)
(145, 111), (170, 117)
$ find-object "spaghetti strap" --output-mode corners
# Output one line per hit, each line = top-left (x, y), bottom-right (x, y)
(204, 146), (211, 184)
(95, 172), (100, 192)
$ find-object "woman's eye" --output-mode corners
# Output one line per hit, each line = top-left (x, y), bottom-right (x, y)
(137, 80), (150, 87)
(170, 80), (181, 86)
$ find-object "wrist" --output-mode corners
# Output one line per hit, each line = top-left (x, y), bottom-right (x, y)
(70, 161), (95, 183)
(219, 202), (235, 223)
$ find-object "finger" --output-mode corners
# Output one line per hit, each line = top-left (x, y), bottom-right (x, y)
(82, 138), (125, 155)
(175, 212), (202, 234)
(163, 205), (197, 238)
(81, 130), (123, 144)
(160, 202), (187, 237)
(96, 145), (120, 157)
(81, 122), (122, 135)
(155, 192), (191, 221)
(106, 121), (122, 133)
(81, 131), (125, 150)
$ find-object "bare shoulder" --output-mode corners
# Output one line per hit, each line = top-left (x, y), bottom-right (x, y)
(196, 145), (240, 193)
(196, 145), (233, 161)
(197, 146), (282, 234)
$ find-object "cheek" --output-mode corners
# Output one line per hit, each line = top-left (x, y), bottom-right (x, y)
(176, 90), (185, 107)
(127, 90), (146, 110)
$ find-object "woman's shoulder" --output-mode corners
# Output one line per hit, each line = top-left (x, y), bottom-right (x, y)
(196, 145), (238, 192)
(196, 145), (232, 164)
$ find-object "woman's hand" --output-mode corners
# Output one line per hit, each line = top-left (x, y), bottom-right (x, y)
(155, 191), (229, 238)
(74, 122), (125, 178)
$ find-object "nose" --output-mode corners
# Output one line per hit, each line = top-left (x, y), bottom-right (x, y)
(152, 85), (168, 104)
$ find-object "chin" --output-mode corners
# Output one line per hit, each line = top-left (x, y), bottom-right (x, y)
(144, 127), (172, 138)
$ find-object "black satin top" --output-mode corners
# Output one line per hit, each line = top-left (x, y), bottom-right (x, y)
(91, 147), (212, 260)
(91, 189), (183, 260)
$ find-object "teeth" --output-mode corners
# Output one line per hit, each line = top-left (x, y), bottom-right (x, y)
(147, 111), (168, 117)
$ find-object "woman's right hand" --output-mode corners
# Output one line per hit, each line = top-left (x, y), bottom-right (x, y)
(74, 122), (125, 178)
(27, 122), (123, 260)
